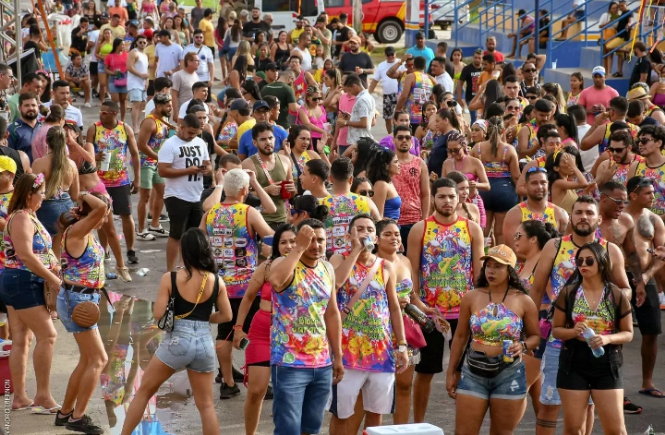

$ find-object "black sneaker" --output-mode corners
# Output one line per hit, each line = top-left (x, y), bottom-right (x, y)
(233, 366), (245, 383)
(127, 250), (139, 264)
(220, 382), (240, 399)
(65, 415), (105, 434)
(624, 397), (643, 414)
(264, 385), (274, 400)
(55, 410), (72, 426)
(215, 368), (222, 384)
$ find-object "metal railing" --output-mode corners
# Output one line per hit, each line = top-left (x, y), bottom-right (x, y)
(598, 6), (664, 67)
(453, 0), (515, 48)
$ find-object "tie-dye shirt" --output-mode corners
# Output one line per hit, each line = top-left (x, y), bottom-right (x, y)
(93, 121), (130, 188)
(319, 193), (372, 257)
(60, 227), (105, 289)
(338, 258), (394, 373)
(4, 210), (57, 271)
(634, 160), (665, 217)
(271, 260), (333, 368)
(614, 155), (643, 185)
(518, 201), (558, 227)
(420, 216), (474, 319)
(206, 202), (258, 299)
(0, 191), (12, 272)
(141, 114), (173, 167)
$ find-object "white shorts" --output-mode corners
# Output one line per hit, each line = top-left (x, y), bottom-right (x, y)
(327, 368), (395, 419)
(129, 88), (147, 103)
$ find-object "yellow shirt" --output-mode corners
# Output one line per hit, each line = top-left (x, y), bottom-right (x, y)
(199, 18), (215, 48)
(236, 118), (257, 141)
(144, 44), (156, 80)
(100, 23), (126, 40)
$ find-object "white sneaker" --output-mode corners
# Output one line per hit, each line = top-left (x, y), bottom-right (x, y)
(84, 102), (91, 108)
(137, 230), (156, 241)
(149, 225), (169, 237)
(116, 266), (132, 282)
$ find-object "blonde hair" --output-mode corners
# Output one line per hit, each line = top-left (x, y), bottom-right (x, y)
(236, 40), (252, 58)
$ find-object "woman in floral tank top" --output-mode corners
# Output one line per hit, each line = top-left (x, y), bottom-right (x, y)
(0, 174), (61, 413)
(54, 192), (111, 433)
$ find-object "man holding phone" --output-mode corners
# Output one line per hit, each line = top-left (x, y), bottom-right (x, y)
(201, 167), (274, 399)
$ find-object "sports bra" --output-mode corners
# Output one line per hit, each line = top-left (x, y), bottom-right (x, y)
(469, 287), (523, 346)
(78, 159), (98, 175)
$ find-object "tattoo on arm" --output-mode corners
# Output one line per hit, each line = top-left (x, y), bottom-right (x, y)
(624, 227), (644, 279)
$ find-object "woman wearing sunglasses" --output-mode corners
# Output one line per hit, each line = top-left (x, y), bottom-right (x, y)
(288, 195), (329, 226)
(552, 242), (633, 435)
(366, 148), (401, 220)
(296, 86), (328, 152)
(443, 132), (489, 229)
(351, 177), (373, 198)
(446, 244), (540, 435)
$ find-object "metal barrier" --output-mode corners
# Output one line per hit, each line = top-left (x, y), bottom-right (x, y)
(454, 0), (516, 48)
(598, 6), (663, 67)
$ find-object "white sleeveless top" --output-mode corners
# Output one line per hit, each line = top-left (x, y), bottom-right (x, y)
(127, 49), (149, 91)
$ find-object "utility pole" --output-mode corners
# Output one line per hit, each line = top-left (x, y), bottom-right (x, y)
(352, 0), (362, 34)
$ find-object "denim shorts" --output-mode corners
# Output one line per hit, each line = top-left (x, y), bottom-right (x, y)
(479, 177), (519, 213)
(457, 359), (527, 401)
(98, 62), (105, 74)
(57, 288), (100, 333)
(0, 268), (45, 310)
(129, 88), (147, 102)
(108, 81), (128, 94)
(272, 364), (332, 435)
(155, 319), (216, 373)
(36, 193), (73, 236)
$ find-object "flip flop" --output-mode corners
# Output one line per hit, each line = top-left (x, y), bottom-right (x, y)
(11, 402), (34, 411)
(639, 388), (665, 398)
(30, 405), (61, 415)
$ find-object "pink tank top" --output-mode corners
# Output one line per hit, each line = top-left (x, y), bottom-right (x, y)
(260, 280), (272, 302)
(297, 107), (327, 138)
(337, 94), (356, 146)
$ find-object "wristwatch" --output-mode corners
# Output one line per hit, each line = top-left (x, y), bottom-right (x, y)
(398, 344), (407, 353)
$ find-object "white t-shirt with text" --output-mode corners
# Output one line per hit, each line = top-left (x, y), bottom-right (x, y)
(158, 135), (210, 203)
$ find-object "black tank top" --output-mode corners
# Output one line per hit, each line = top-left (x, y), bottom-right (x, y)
(171, 271), (219, 321)
(274, 44), (290, 68)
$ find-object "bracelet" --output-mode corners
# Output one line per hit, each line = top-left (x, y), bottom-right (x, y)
(397, 340), (407, 346)
(232, 324), (243, 330)
(214, 185), (223, 189)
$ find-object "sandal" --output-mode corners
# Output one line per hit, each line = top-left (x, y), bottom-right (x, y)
(612, 72), (623, 78)
(639, 387), (665, 398)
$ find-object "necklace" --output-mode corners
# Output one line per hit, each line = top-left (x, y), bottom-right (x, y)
(453, 155), (466, 171)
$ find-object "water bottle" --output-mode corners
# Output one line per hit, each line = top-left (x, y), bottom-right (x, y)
(404, 304), (436, 333)
(581, 327), (605, 358)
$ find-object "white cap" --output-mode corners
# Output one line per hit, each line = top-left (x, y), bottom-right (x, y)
(592, 66), (606, 77)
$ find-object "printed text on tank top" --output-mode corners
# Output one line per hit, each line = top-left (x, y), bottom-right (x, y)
(338, 258), (395, 372)
(419, 215), (474, 319)
(469, 286), (523, 347)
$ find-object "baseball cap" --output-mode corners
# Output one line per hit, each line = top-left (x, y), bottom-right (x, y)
(592, 66), (606, 77)
(143, 29), (153, 39)
(479, 244), (517, 268)
(385, 46), (395, 56)
(253, 100), (270, 111)
(100, 11), (109, 19)
(265, 62), (278, 71)
(348, 35), (361, 44)
(0, 156), (16, 175)
(415, 31), (426, 39)
(517, 9), (526, 15)
(229, 99), (250, 111)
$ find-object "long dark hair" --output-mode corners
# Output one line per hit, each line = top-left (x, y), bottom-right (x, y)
(545, 144), (585, 188)
(555, 112), (579, 145)
(111, 37), (124, 54)
(436, 108), (461, 132)
(58, 193), (110, 231)
(475, 260), (527, 293)
(366, 147), (395, 184)
(482, 80), (504, 120)
(271, 223), (297, 260)
(354, 138), (379, 177)
(288, 125), (310, 153)
(241, 79), (260, 101)
(180, 228), (218, 279)
(566, 242), (613, 287)
(487, 116), (504, 157)
(291, 195), (329, 223)
(233, 54), (248, 83)
(8, 173), (44, 213)
(420, 101), (438, 128)
(231, 20), (242, 42)
(216, 15), (228, 39)
(521, 219), (559, 250)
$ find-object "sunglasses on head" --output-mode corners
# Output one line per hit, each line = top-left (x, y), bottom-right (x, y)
(630, 179), (653, 194)
(527, 167), (547, 173)
(359, 190), (374, 197)
(575, 257), (595, 267)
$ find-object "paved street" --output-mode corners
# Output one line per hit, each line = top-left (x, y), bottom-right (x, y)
(3, 37), (665, 433)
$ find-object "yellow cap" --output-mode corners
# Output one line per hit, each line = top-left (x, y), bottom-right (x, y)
(0, 156), (17, 174)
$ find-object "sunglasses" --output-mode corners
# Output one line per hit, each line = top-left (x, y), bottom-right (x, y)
(396, 135), (411, 140)
(359, 190), (374, 197)
(638, 137), (652, 144)
(526, 95), (537, 100)
(523, 68), (536, 73)
(630, 179), (653, 194)
(607, 146), (626, 153)
(602, 193), (630, 206)
(311, 97), (322, 101)
(100, 110), (116, 115)
(506, 105), (520, 111)
(526, 167), (547, 173)
(448, 147), (463, 154)
(575, 257), (595, 267)
(513, 232), (522, 241)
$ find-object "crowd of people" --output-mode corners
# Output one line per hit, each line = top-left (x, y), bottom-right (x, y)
(0, 0), (665, 434)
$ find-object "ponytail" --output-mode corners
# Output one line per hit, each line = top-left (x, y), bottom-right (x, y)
(487, 116), (503, 157)
(461, 201), (475, 222)
(310, 205), (329, 222)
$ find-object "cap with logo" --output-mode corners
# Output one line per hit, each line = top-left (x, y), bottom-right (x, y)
(0, 156), (16, 175)
(100, 12), (110, 18)
(592, 66), (606, 77)
(253, 100), (270, 111)
(479, 244), (517, 268)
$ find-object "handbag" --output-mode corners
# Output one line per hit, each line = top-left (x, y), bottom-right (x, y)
(466, 349), (507, 378)
(114, 73), (127, 87)
(158, 272), (208, 332)
(403, 314), (427, 349)
(43, 281), (58, 312)
(71, 300), (100, 328)
(340, 259), (382, 322)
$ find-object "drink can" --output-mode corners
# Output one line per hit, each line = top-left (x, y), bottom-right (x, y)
(362, 236), (374, 252)
(503, 340), (514, 363)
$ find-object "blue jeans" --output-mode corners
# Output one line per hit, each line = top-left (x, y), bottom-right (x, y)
(271, 365), (332, 435)
(36, 193), (73, 236)
(466, 99), (477, 123)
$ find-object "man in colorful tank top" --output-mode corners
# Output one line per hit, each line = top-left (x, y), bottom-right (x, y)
(136, 93), (173, 242)
(86, 100), (141, 271)
(319, 158), (381, 258)
(406, 177), (484, 422)
(201, 168), (274, 399)
(626, 176), (665, 400)
(504, 168), (569, 251)
(529, 196), (631, 431)
(267, 219), (343, 435)
(516, 99), (553, 158)
(392, 124), (430, 254)
(395, 55), (434, 133)
(594, 130), (643, 187)
(628, 125), (665, 220)
(328, 215), (408, 430)
(580, 97), (638, 153)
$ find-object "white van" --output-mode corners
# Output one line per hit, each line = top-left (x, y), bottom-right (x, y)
(254, 0), (325, 35)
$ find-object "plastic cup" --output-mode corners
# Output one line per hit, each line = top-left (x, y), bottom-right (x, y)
(552, 60), (557, 69)
(100, 152), (111, 172)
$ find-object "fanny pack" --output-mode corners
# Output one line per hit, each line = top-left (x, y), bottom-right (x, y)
(466, 349), (512, 379)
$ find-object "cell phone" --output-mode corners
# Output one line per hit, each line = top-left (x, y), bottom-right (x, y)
(239, 337), (250, 350)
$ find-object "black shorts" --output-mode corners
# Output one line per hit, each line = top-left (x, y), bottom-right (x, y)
(164, 196), (203, 240)
(107, 185), (132, 216)
(147, 80), (155, 97)
(216, 296), (261, 341)
(479, 178), (519, 213)
(557, 341), (623, 390)
(90, 61), (98, 76)
(207, 46), (216, 58)
(247, 361), (270, 367)
(630, 275), (662, 336)
(415, 319), (459, 374)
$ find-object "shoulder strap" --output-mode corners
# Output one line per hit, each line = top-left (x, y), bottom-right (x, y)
(175, 273), (208, 320)
(169, 271), (177, 300)
(340, 258), (382, 322)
